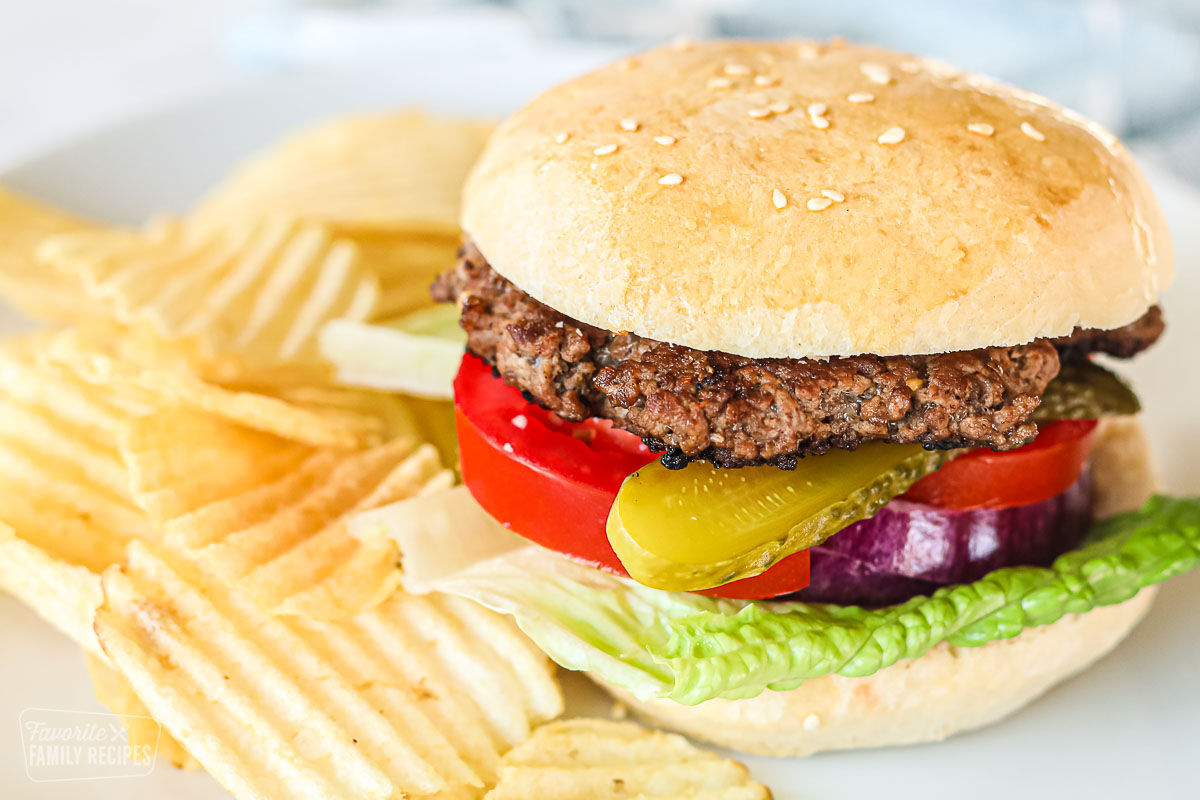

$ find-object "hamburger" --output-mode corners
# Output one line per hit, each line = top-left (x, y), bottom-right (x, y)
(381, 39), (1200, 756)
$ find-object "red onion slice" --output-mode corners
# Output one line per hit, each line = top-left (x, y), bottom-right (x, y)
(792, 472), (1093, 606)
(794, 551), (942, 607)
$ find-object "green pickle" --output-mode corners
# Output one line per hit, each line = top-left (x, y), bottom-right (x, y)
(607, 443), (952, 591)
(1033, 361), (1140, 421)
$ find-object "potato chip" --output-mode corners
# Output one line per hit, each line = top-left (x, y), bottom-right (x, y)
(0, 186), (107, 323)
(73, 317), (246, 380)
(95, 539), (563, 799)
(122, 407), (453, 618)
(250, 381), (422, 445)
(0, 331), (421, 647)
(0, 336), (158, 654)
(404, 396), (460, 474)
(47, 328), (393, 449)
(191, 112), (494, 236)
(484, 719), (771, 800)
(355, 233), (460, 318)
(0, 524), (106, 654)
(38, 215), (379, 370)
(0, 340), (152, 534)
(84, 653), (200, 771)
(355, 233), (457, 284)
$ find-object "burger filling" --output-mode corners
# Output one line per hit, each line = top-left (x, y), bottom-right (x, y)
(433, 241), (1161, 469)
(431, 241), (1163, 605)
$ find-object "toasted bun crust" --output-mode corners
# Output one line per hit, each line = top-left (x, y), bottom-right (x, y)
(594, 417), (1158, 756)
(463, 41), (1172, 358)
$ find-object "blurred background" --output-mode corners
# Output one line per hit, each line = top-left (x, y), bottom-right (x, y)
(2, 0), (1200, 184)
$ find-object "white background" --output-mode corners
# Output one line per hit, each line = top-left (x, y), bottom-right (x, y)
(0, 0), (256, 169)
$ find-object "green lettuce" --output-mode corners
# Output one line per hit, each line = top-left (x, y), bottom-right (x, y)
(381, 494), (1200, 705)
(319, 304), (465, 399)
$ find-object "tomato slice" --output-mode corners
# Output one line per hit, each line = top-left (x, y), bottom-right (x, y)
(901, 419), (1098, 510)
(453, 353), (810, 599)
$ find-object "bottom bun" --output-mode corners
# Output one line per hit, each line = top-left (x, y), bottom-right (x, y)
(595, 417), (1159, 757)
(600, 589), (1155, 757)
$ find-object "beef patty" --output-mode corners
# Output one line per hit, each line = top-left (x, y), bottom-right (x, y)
(433, 242), (1162, 468)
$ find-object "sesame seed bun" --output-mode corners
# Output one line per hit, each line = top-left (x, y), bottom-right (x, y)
(462, 40), (1173, 358)
(593, 416), (1159, 756)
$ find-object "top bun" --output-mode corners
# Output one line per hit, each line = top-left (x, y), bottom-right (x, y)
(462, 40), (1172, 358)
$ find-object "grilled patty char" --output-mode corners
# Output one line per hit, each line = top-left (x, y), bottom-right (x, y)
(1051, 305), (1163, 360)
(433, 241), (1162, 468)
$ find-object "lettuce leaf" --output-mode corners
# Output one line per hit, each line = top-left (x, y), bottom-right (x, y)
(320, 304), (464, 399)
(378, 493), (1200, 705)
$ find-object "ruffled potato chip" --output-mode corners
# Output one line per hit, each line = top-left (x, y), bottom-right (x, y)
(0, 186), (107, 324)
(0, 337), (154, 652)
(38, 215), (379, 370)
(122, 407), (452, 618)
(0, 524), (106, 656)
(355, 232), (461, 318)
(0, 332), (425, 647)
(191, 112), (493, 236)
(47, 328), (408, 449)
(484, 719), (771, 800)
(84, 653), (199, 771)
(95, 539), (562, 800)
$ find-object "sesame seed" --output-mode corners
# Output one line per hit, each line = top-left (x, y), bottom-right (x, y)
(724, 63), (752, 76)
(807, 102), (831, 130)
(803, 713), (822, 731)
(807, 197), (834, 211)
(898, 60), (923, 74)
(860, 62), (893, 85)
(877, 126), (906, 145)
(620, 118), (639, 132)
(821, 189), (845, 202)
(554, 131), (570, 144)
(847, 92), (875, 103)
(1021, 122), (1045, 141)
(797, 44), (820, 59)
(707, 77), (733, 89)
(511, 414), (528, 430)
(658, 173), (684, 186)
(748, 107), (772, 119)
(768, 101), (792, 114)
(502, 443), (514, 454)
(754, 75), (779, 87)
(653, 135), (676, 146)
(967, 122), (995, 136)
(772, 189), (788, 209)
(593, 144), (618, 156)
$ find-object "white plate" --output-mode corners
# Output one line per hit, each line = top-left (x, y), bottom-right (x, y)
(1, 51), (1198, 800)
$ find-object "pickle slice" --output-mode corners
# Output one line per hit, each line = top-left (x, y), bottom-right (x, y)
(606, 444), (952, 591)
(1033, 361), (1140, 422)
